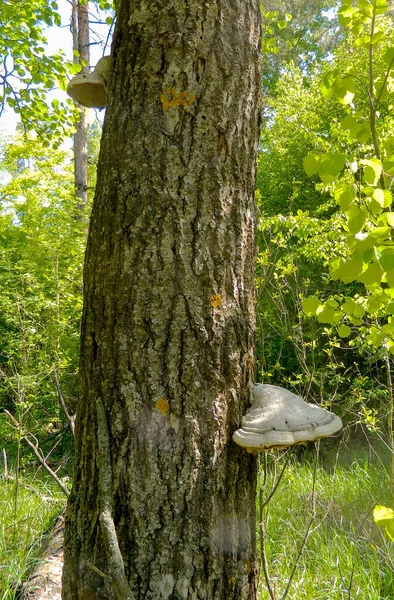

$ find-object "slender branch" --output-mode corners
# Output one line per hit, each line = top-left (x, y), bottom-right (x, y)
(2, 448), (8, 479)
(280, 443), (320, 600)
(384, 353), (394, 480)
(96, 397), (134, 600)
(261, 449), (292, 509)
(258, 451), (276, 600)
(23, 435), (70, 496)
(53, 369), (75, 439)
(4, 410), (70, 497)
(103, 17), (115, 56)
(368, 0), (385, 188)
(375, 55), (394, 109)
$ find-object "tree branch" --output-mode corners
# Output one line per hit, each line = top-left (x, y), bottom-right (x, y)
(4, 410), (70, 496)
(53, 369), (75, 439)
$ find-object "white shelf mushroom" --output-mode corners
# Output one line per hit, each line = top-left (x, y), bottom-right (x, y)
(66, 56), (113, 109)
(233, 384), (342, 454)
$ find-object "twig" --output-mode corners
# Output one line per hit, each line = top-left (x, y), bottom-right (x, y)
(2, 448), (8, 479)
(259, 457), (275, 599)
(259, 450), (294, 600)
(280, 443), (320, 600)
(96, 397), (134, 600)
(23, 435), (70, 497)
(383, 354), (394, 480)
(338, 552), (355, 600)
(53, 369), (75, 439)
(6, 475), (65, 501)
(368, 0), (385, 188)
(261, 450), (292, 509)
(4, 410), (70, 497)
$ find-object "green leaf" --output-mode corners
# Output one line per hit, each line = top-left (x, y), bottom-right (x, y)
(322, 152), (347, 176)
(375, 0), (388, 15)
(334, 184), (357, 210)
(352, 232), (376, 253)
(348, 213), (367, 234)
(318, 152), (347, 184)
(368, 198), (383, 215)
(338, 5), (355, 27)
(358, 262), (383, 287)
(316, 306), (337, 324)
(372, 188), (385, 206)
(321, 74), (335, 99)
(377, 247), (394, 271)
(369, 226), (391, 240)
(386, 269), (394, 287)
(303, 153), (320, 176)
(342, 298), (365, 318)
(382, 321), (394, 336)
(369, 327), (386, 345)
(361, 159), (383, 185)
(330, 257), (363, 283)
(341, 114), (359, 138)
(383, 135), (394, 155)
(384, 47), (394, 66)
(371, 30), (384, 46)
(337, 324), (351, 338)
(302, 296), (322, 316)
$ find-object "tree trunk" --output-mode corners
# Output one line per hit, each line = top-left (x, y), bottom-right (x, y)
(72, 0), (89, 211)
(62, 0), (262, 598)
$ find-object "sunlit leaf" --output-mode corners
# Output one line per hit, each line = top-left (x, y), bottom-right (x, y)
(337, 324), (351, 338)
(302, 296), (322, 316)
(303, 153), (320, 176)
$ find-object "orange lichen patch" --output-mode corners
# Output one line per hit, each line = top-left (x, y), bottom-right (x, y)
(228, 576), (236, 586)
(160, 87), (196, 110)
(210, 293), (222, 308)
(156, 397), (170, 415)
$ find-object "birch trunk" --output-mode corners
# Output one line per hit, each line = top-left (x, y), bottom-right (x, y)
(62, 0), (262, 598)
(72, 0), (89, 211)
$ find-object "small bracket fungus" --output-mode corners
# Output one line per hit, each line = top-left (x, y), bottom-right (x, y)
(233, 384), (342, 453)
(66, 56), (113, 109)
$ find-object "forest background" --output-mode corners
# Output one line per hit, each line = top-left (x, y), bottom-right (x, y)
(1, 0), (394, 598)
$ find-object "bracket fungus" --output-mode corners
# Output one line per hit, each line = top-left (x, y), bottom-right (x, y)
(233, 384), (342, 454)
(66, 56), (112, 109)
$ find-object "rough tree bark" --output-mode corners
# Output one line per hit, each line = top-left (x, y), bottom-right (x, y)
(62, 0), (262, 598)
(72, 0), (89, 211)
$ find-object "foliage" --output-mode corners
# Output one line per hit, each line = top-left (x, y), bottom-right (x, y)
(259, 448), (394, 599)
(257, 65), (339, 215)
(0, 467), (65, 598)
(256, 1), (394, 455)
(0, 0), (80, 142)
(261, 0), (341, 92)
(0, 134), (87, 433)
(301, 3), (394, 357)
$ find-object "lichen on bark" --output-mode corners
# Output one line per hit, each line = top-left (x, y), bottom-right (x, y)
(62, 0), (262, 598)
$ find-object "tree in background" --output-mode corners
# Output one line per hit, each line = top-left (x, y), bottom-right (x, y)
(260, 0), (340, 93)
(256, 1), (394, 453)
(0, 135), (85, 431)
(62, 0), (262, 597)
(71, 0), (90, 211)
(0, 0), (78, 142)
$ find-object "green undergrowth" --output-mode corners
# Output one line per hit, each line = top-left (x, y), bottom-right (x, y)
(0, 470), (65, 599)
(0, 441), (393, 599)
(258, 440), (394, 599)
